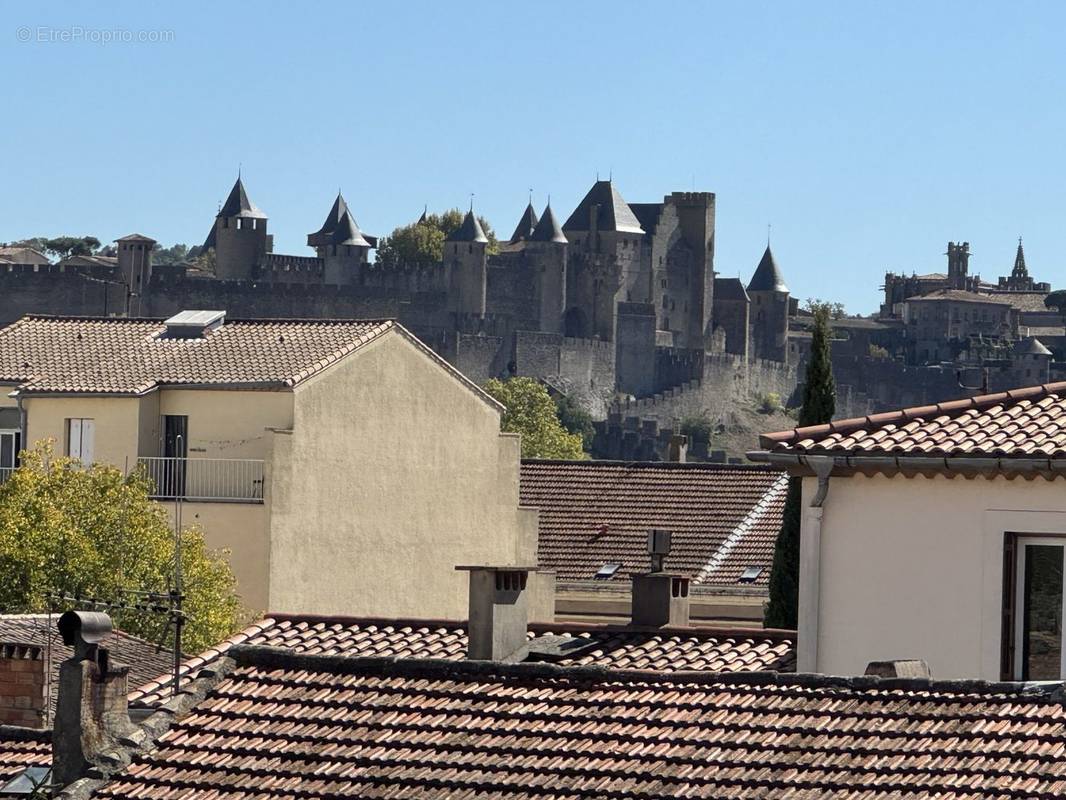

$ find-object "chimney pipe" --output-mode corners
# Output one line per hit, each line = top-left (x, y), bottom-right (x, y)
(456, 565), (536, 661)
(52, 611), (135, 788)
(630, 530), (691, 627)
(0, 643), (48, 729)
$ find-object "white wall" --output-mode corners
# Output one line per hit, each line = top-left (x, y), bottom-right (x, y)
(804, 472), (1066, 679)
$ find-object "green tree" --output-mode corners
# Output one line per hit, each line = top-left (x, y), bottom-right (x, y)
(804, 298), (846, 319)
(680, 414), (713, 444)
(1045, 289), (1066, 319)
(0, 442), (246, 652)
(43, 236), (101, 259)
(554, 394), (595, 452)
(375, 209), (498, 268)
(152, 243), (190, 265)
(484, 378), (586, 460)
(764, 305), (835, 630)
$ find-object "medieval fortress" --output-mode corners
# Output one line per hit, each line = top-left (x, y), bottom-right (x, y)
(2, 177), (1062, 458)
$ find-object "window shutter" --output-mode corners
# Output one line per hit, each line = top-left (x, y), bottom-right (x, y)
(80, 420), (95, 464)
(1001, 534), (1018, 680)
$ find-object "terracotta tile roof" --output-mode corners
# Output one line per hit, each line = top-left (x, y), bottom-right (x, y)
(0, 726), (49, 786)
(98, 649), (1066, 799)
(520, 461), (787, 586)
(0, 614), (175, 717)
(759, 382), (1066, 460)
(0, 315), (395, 394)
(129, 614), (796, 708)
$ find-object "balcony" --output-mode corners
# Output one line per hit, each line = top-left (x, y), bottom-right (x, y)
(0, 467), (13, 485)
(137, 457), (265, 504)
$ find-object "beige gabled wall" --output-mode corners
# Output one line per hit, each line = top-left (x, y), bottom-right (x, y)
(268, 329), (542, 619)
(23, 395), (143, 469)
(804, 472), (1066, 679)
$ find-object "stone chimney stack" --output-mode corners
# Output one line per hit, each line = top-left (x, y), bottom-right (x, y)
(630, 530), (691, 627)
(0, 643), (48, 729)
(52, 611), (135, 788)
(457, 565), (535, 661)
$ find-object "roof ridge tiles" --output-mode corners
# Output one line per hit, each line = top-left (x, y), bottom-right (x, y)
(227, 645), (1058, 698)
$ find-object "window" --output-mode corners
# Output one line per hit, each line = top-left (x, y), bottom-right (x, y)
(67, 418), (95, 463)
(0, 429), (20, 480)
(1003, 535), (1066, 680)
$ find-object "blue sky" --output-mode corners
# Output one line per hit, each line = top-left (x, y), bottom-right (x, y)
(2, 1), (1064, 314)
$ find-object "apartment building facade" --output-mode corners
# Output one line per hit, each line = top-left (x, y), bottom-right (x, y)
(0, 311), (546, 618)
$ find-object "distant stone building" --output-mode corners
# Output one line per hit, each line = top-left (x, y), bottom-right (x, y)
(0, 176), (797, 413)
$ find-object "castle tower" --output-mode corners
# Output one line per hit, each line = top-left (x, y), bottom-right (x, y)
(668, 192), (716, 348)
(446, 209), (489, 316)
(747, 245), (790, 363)
(307, 193), (375, 284)
(1012, 337), (1051, 384)
(203, 177), (270, 280)
(509, 202), (539, 243)
(114, 233), (156, 315)
(561, 179), (645, 340)
(525, 203), (568, 333)
(946, 241), (970, 290)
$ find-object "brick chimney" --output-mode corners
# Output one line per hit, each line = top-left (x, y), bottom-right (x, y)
(52, 611), (135, 788)
(630, 530), (691, 627)
(456, 565), (536, 661)
(0, 643), (48, 729)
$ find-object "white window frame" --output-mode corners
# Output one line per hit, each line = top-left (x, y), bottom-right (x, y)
(67, 418), (95, 464)
(1013, 536), (1066, 681)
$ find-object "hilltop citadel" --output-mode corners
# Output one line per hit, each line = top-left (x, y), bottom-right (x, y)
(1, 176), (1062, 460)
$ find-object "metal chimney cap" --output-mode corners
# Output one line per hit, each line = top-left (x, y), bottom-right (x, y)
(57, 610), (113, 647)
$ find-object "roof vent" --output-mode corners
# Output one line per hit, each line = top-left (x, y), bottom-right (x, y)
(163, 310), (226, 339)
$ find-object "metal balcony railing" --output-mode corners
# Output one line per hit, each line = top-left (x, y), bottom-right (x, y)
(137, 457), (265, 503)
(0, 467), (13, 485)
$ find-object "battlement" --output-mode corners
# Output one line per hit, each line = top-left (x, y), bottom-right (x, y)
(1, 260), (116, 278)
(258, 253), (325, 282)
(667, 191), (716, 205)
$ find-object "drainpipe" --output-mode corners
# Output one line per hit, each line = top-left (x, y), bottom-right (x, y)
(797, 455), (834, 673)
(14, 391), (25, 455)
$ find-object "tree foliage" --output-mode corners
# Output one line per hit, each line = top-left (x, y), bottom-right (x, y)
(1044, 290), (1066, 314)
(483, 378), (586, 460)
(554, 394), (595, 452)
(3, 236), (102, 260)
(680, 414), (713, 444)
(0, 442), (246, 652)
(375, 209), (498, 268)
(764, 305), (835, 630)
(804, 298), (846, 319)
(152, 243), (190, 265)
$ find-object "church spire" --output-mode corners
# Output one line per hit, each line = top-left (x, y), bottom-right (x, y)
(1012, 236), (1028, 278)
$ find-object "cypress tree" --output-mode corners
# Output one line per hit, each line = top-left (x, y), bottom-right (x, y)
(764, 305), (835, 629)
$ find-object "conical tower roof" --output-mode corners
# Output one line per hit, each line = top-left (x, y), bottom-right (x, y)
(218, 177), (267, 219)
(307, 193), (372, 248)
(1015, 336), (1052, 356)
(529, 204), (567, 244)
(562, 180), (644, 234)
(447, 210), (488, 243)
(747, 245), (789, 293)
(509, 203), (540, 243)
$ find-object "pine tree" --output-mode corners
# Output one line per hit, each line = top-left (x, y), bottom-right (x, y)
(764, 305), (835, 629)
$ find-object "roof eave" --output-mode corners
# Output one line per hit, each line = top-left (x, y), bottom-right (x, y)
(748, 450), (1066, 479)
